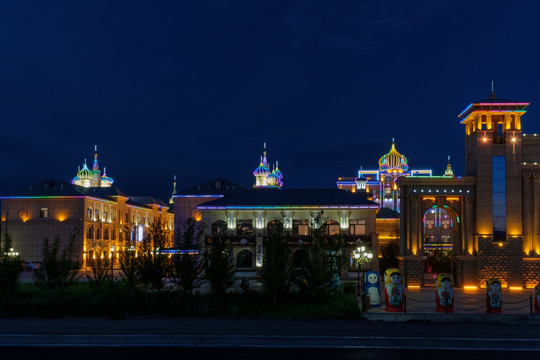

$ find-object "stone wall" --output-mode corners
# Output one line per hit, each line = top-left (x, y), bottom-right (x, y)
(477, 237), (524, 287)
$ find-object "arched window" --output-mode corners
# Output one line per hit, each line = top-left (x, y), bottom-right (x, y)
(237, 249), (253, 268)
(267, 220), (282, 235)
(212, 220), (227, 236)
(87, 207), (92, 219)
(293, 219), (309, 235)
(103, 211), (108, 222)
(236, 220), (253, 236)
(324, 220), (340, 235)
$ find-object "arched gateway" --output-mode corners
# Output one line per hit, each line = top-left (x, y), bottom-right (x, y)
(397, 177), (476, 287)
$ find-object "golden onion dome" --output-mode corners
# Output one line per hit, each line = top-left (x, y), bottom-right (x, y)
(378, 143), (409, 172)
(77, 161), (94, 180)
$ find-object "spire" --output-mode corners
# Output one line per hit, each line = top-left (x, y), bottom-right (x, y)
(92, 145), (100, 172)
(169, 175), (177, 204)
(444, 156), (454, 177)
(489, 80), (496, 99)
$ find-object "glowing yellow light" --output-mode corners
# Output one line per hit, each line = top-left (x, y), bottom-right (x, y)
(57, 215), (66, 222)
(446, 197), (459, 201)
(408, 285), (421, 289)
(423, 197), (436, 201)
(498, 242), (503, 247)
(483, 137), (487, 142)
(463, 285), (478, 290)
(509, 286), (523, 290)
(512, 137), (516, 143)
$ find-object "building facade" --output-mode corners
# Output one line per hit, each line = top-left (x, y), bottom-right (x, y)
(1, 149), (174, 266)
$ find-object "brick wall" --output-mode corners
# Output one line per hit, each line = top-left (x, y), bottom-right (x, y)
(477, 237), (524, 287)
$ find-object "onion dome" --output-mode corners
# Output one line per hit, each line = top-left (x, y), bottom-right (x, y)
(274, 161), (283, 181)
(100, 167), (114, 186)
(266, 168), (279, 187)
(378, 141), (409, 172)
(253, 156), (270, 177)
(71, 166), (80, 185)
(77, 161), (93, 181)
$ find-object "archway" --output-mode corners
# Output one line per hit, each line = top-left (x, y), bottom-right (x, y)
(422, 205), (456, 285)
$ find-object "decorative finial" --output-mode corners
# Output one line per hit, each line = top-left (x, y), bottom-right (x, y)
(94, 145), (97, 153)
(489, 80), (496, 99)
(392, 137), (395, 143)
(448, 155), (451, 162)
(264, 142), (266, 149)
(276, 160), (279, 167)
(84, 158), (87, 165)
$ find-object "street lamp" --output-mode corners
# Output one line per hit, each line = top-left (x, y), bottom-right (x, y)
(352, 246), (373, 311)
(110, 245), (115, 287)
(7, 248), (19, 257)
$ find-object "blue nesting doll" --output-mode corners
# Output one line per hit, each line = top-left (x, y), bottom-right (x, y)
(364, 271), (381, 307)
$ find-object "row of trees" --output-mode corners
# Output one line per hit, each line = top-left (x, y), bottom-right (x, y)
(1, 211), (378, 301)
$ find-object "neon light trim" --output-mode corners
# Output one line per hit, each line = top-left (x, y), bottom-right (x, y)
(198, 205), (379, 210)
(0, 196), (86, 199)
(174, 195), (225, 198)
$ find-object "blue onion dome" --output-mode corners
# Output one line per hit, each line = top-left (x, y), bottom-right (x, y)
(100, 167), (114, 186)
(274, 161), (283, 181)
(379, 142), (408, 172)
(77, 161), (93, 180)
(71, 167), (80, 185)
(266, 168), (279, 187)
(253, 156), (270, 177)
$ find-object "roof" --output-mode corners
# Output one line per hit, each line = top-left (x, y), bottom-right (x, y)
(177, 178), (247, 196)
(128, 196), (170, 209)
(197, 188), (379, 209)
(377, 207), (400, 219)
(0, 179), (127, 198)
(458, 93), (529, 120)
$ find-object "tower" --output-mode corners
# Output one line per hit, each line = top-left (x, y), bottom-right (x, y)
(458, 90), (529, 241)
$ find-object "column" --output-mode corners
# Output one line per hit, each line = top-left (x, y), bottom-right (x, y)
(522, 172), (532, 254)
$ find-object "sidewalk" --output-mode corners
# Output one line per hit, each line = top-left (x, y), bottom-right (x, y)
(363, 287), (540, 322)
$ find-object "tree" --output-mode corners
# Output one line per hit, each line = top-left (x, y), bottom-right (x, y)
(0, 233), (23, 298)
(34, 232), (80, 291)
(379, 240), (400, 275)
(260, 215), (291, 304)
(86, 245), (111, 294)
(302, 211), (343, 297)
(175, 217), (205, 294)
(136, 219), (173, 290)
(201, 235), (235, 296)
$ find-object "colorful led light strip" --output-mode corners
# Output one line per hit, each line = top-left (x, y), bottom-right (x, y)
(174, 195), (225, 198)
(198, 205), (379, 210)
(0, 196), (86, 199)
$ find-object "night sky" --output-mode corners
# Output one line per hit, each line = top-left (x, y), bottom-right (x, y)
(2, 1), (540, 202)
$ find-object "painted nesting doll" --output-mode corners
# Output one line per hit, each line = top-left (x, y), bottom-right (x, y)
(364, 271), (381, 307)
(534, 284), (540, 314)
(384, 268), (404, 312)
(486, 278), (502, 313)
(435, 273), (454, 313)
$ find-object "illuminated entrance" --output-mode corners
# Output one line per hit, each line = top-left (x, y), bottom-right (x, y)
(423, 206), (455, 284)
(397, 176), (476, 287)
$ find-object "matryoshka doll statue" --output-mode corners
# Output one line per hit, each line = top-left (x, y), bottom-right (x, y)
(435, 273), (454, 313)
(486, 278), (502, 313)
(364, 271), (381, 307)
(534, 284), (540, 314)
(384, 268), (404, 312)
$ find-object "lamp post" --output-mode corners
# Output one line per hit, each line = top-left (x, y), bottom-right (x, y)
(110, 245), (115, 288)
(352, 246), (373, 311)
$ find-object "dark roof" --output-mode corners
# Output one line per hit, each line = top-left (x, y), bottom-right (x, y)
(178, 178), (247, 196)
(377, 207), (400, 219)
(0, 179), (127, 198)
(129, 196), (170, 208)
(198, 188), (378, 208)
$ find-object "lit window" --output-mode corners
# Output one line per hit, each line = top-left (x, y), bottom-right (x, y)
(40, 208), (48, 218)
(87, 208), (92, 219)
(95, 209), (100, 221)
(349, 219), (366, 235)
(324, 220), (340, 235)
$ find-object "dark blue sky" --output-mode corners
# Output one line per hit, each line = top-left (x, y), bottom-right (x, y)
(2, 1), (540, 202)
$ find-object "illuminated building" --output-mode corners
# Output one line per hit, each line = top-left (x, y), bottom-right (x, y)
(1, 148), (174, 266)
(174, 145), (380, 277)
(336, 140), (434, 212)
(398, 90), (540, 288)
